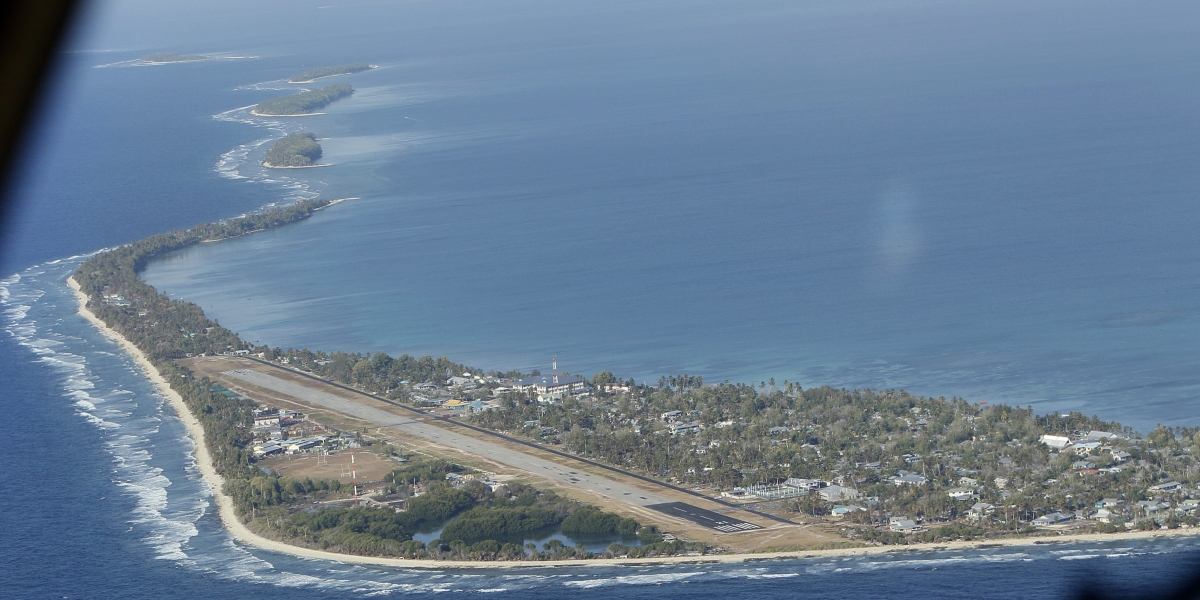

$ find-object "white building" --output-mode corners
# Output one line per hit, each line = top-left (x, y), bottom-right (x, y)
(514, 374), (587, 397)
(1039, 435), (1072, 450)
(947, 487), (976, 500)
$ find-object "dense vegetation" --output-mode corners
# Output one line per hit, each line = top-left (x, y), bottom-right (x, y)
(288, 63), (371, 83)
(561, 506), (639, 535)
(264, 132), (322, 167)
(255, 83), (353, 116)
(267, 348), (482, 392)
(142, 52), (207, 63)
(253, 473), (648, 560)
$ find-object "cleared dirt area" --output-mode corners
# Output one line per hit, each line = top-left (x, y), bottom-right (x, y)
(180, 356), (837, 551)
(258, 450), (398, 484)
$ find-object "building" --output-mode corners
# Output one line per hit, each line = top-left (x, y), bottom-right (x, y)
(253, 410), (280, 429)
(968, 502), (995, 520)
(889, 517), (920, 533)
(819, 485), (860, 502)
(1033, 512), (1073, 527)
(513, 373), (587, 397)
(1039, 435), (1072, 450)
(831, 505), (865, 518)
(785, 478), (826, 491)
(947, 487), (976, 500)
(1094, 498), (1124, 508)
(890, 474), (928, 486)
(1148, 481), (1182, 493)
(742, 483), (806, 500)
(669, 421), (701, 436)
(1135, 500), (1166, 515)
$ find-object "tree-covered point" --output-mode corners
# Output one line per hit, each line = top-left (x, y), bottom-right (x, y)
(255, 476), (651, 560)
(72, 198), (332, 363)
(288, 63), (371, 83)
(264, 133), (322, 167)
(561, 506), (639, 535)
(142, 51), (208, 63)
(254, 83), (353, 116)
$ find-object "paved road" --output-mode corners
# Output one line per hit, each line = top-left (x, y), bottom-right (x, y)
(223, 369), (677, 508)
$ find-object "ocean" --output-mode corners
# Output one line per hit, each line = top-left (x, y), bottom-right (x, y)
(5, 0), (1200, 597)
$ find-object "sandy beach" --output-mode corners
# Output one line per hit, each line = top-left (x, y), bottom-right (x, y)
(262, 162), (331, 169)
(249, 110), (325, 117)
(67, 275), (1200, 570)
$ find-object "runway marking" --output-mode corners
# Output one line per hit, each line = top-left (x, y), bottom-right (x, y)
(647, 501), (762, 532)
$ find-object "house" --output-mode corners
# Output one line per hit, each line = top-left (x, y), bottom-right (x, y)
(831, 505), (865, 518)
(513, 374), (587, 397)
(1033, 512), (1073, 527)
(1094, 509), (1117, 523)
(968, 502), (995, 519)
(1095, 498), (1124, 508)
(768, 426), (790, 436)
(447, 376), (476, 388)
(947, 487), (977, 500)
(890, 474), (928, 486)
(1074, 441), (1102, 455)
(1111, 450), (1131, 462)
(721, 488), (750, 500)
(1148, 481), (1183, 493)
(661, 410), (683, 421)
(1040, 435), (1072, 450)
(994, 477), (1009, 489)
(889, 517), (920, 533)
(1072, 460), (1096, 470)
(958, 477), (980, 487)
(669, 421), (701, 436)
(819, 485), (860, 502)
(1135, 500), (1166, 515)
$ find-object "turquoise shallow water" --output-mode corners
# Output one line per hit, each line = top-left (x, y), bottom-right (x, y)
(138, 0), (1200, 430)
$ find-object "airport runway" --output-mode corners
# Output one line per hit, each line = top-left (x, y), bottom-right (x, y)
(223, 369), (679, 508)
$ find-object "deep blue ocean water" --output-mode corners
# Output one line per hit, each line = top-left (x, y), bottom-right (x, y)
(6, 0), (1200, 597)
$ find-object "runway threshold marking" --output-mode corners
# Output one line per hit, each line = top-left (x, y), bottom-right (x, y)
(646, 501), (762, 533)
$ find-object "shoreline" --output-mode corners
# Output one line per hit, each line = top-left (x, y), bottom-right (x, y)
(250, 109), (325, 117)
(262, 162), (331, 169)
(287, 65), (377, 84)
(66, 276), (1200, 569)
